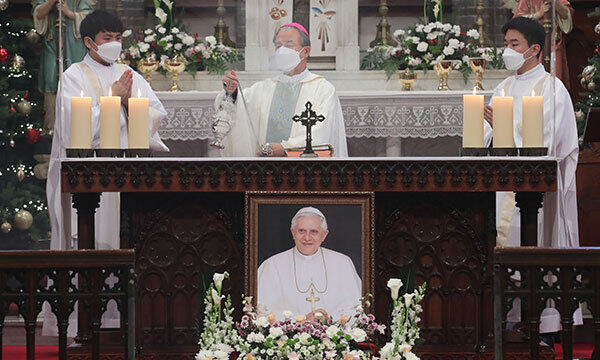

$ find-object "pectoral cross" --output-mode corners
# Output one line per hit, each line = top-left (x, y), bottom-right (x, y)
(292, 101), (325, 158)
(305, 283), (321, 311)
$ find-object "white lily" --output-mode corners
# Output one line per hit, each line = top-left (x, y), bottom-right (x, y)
(387, 278), (403, 301)
(155, 7), (167, 24)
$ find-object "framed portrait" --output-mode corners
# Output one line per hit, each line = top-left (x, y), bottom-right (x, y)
(245, 192), (374, 320)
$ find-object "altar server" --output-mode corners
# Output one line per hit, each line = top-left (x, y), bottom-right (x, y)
(483, 16), (580, 334)
(45, 10), (168, 335)
(258, 207), (361, 321)
(216, 23), (347, 157)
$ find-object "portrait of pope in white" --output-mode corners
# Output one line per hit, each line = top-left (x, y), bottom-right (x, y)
(257, 206), (362, 322)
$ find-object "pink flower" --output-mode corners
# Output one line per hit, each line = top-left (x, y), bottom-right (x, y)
(288, 352), (300, 360)
(377, 324), (387, 334)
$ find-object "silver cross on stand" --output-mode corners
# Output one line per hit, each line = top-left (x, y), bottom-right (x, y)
(292, 101), (325, 158)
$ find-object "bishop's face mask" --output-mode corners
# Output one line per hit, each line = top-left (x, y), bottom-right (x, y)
(90, 40), (122, 64)
(502, 46), (535, 71)
(268, 46), (305, 73)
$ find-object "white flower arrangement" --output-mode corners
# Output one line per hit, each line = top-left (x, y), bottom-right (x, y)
(379, 279), (427, 360)
(195, 274), (399, 360)
(196, 272), (244, 360)
(120, 0), (242, 75)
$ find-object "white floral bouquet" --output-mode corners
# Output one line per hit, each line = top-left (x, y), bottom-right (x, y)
(196, 272), (244, 360)
(379, 279), (427, 360)
(121, 0), (241, 75)
(361, 22), (482, 81)
(196, 273), (387, 360)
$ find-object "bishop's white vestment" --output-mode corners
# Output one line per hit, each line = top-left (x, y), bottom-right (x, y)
(484, 63), (581, 332)
(45, 54), (169, 336)
(215, 69), (348, 157)
(258, 247), (361, 321)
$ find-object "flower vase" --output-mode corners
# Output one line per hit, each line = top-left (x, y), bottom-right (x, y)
(163, 54), (187, 92)
(433, 59), (456, 91)
(137, 55), (160, 84)
(398, 68), (417, 91)
(469, 57), (487, 91)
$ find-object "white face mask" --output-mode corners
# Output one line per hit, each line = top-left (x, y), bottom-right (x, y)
(268, 46), (305, 73)
(502, 47), (534, 71)
(91, 40), (122, 64)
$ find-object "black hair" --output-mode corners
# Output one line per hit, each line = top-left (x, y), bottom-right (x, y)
(502, 16), (546, 56)
(80, 10), (124, 41)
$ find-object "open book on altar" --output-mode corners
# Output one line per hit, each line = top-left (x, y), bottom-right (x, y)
(285, 144), (333, 157)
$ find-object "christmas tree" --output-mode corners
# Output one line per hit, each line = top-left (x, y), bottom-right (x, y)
(575, 6), (600, 135)
(0, 1), (50, 248)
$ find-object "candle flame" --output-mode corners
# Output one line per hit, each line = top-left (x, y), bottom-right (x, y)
(80, 89), (84, 97)
(472, 87), (477, 96)
(531, 89), (535, 97)
(109, 87), (112, 97)
(501, 88), (505, 97)
(137, 88), (141, 98)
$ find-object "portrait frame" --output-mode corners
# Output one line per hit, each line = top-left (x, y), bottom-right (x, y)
(244, 191), (375, 306)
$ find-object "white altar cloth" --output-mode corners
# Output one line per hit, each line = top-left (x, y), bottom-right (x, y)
(156, 90), (493, 145)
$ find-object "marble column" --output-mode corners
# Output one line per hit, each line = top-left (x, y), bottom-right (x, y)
(245, 1), (270, 71)
(336, 0), (360, 71)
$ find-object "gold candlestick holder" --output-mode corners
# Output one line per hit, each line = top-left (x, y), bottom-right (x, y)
(163, 54), (187, 92)
(469, 57), (487, 91)
(370, 0), (397, 47)
(433, 60), (456, 91)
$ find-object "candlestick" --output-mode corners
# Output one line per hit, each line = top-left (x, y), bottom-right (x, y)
(70, 91), (92, 149)
(493, 89), (514, 148)
(462, 88), (484, 148)
(100, 88), (121, 149)
(522, 90), (544, 148)
(128, 89), (149, 149)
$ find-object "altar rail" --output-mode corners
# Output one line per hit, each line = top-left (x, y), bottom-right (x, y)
(0, 250), (136, 360)
(494, 247), (600, 360)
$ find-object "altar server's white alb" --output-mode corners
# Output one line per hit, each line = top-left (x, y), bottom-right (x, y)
(484, 18), (580, 333)
(258, 207), (361, 320)
(46, 12), (169, 336)
(215, 24), (347, 157)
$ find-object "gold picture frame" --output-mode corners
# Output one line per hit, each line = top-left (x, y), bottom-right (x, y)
(245, 191), (375, 308)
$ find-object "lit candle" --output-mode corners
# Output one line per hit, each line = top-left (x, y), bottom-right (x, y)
(70, 90), (92, 149)
(462, 87), (484, 148)
(128, 88), (149, 149)
(493, 89), (514, 148)
(522, 90), (544, 148)
(100, 87), (121, 149)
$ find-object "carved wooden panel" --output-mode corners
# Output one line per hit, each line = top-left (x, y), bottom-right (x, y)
(121, 193), (245, 355)
(374, 192), (496, 352)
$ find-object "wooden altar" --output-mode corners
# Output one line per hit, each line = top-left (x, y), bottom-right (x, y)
(61, 157), (557, 360)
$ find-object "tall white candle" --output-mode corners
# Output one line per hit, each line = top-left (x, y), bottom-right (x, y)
(70, 90), (92, 149)
(128, 88), (149, 149)
(522, 90), (544, 148)
(462, 88), (484, 148)
(493, 89), (514, 148)
(100, 87), (121, 149)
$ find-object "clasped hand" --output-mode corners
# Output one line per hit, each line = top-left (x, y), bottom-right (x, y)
(111, 70), (133, 107)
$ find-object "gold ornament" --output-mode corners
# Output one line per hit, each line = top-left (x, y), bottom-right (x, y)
(17, 99), (32, 116)
(575, 110), (585, 122)
(0, 0), (8, 11)
(14, 210), (33, 230)
(581, 77), (588, 91)
(17, 169), (24, 181)
(9, 138), (15, 147)
(582, 65), (596, 82)
(588, 81), (596, 92)
(1, 222), (11, 233)
(11, 54), (25, 72)
(26, 29), (40, 44)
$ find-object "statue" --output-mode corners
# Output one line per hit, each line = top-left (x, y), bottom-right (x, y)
(32, 0), (95, 131)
